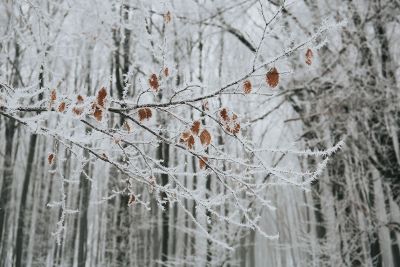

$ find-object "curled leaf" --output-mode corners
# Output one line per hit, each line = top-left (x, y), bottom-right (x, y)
(199, 156), (208, 170)
(50, 89), (57, 102)
(220, 110), (241, 135)
(202, 100), (209, 111)
(72, 106), (83, 116)
(180, 131), (195, 149)
(138, 108), (152, 121)
(92, 88), (107, 122)
(123, 121), (133, 133)
(164, 11), (171, 23)
(200, 129), (211, 147)
(58, 102), (66, 112)
(219, 108), (229, 122)
(149, 74), (159, 92)
(187, 135), (195, 150)
(138, 108), (147, 121)
(266, 67), (279, 88)
(305, 48), (313, 65)
(128, 194), (136, 206)
(232, 123), (241, 135)
(243, 80), (252, 94)
(180, 130), (191, 142)
(191, 121), (201, 135)
(163, 67), (169, 77)
(97, 87), (107, 108)
(48, 153), (55, 165)
(145, 108), (152, 119)
(93, 107), (103, 121)
(77, 95), (84, 103)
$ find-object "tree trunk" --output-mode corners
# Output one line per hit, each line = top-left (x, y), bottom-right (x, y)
(0, 117), (16, 266)
(0, 41), (19, 266)
(14, 134), (38, 267)
(77, 150), (91, 267)
(160, 142), (170, 265)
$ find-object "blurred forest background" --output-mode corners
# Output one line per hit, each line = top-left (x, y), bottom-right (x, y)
(1, 0), (400, 266)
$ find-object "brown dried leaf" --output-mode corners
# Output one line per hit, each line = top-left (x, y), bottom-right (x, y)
(138, 108), (152, 121)
(266, 67), (279, 88)
(48, 153), (55, 165)
(93, 107), (103, 121)
(123, 121), (132, 132)
(128, 194), (136, 206)
(149, 74), (159, 92)
(138, 108), (147, 121)
(163, 67), (169, 77)
(187, 135), (195, 150)
(232, 113), (238, 121)
(180, 131), (191, 144)
(97, 87), (107, 107)
(201, 100), (209, 111)
(200, 129), (211, 147)
(219, 108), (229, 122)
(232, 123), (241, 134)
(191, 121), (201, 135)
(50, 89), (57, 102)
(145, 108), (152, 119)
(72, 106), (83, 116)
(243, 80), (252, 94)
(77, 95), (84, 103)
(199, 156), (208, 170)
(305, 48), (313, 65)
(164, 11), (171, 23)
(58, 102), (66, 112)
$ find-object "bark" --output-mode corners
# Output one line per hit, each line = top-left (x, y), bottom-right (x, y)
(77, 150), (91, 267)
(14, 59), (44, 267)
(0, 41), (19, 266)
(0, 117), (16, 266)
(160, 141), (170, 265)
(14, 134), (38, 267)
(77, 52), (93, 267)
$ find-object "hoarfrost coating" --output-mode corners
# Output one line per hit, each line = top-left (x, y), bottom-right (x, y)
(1, 0), (398, 266)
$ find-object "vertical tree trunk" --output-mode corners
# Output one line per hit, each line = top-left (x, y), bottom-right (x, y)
(14, 60), (44, 267)
(77, 150), (91, 267)
(77, 52), (93, 267)
(171, 149), (179, 259)
(114, 5), (132, 263)
(0, 41), (19, 266)
(367, 174), (383, 267)
(14, 134), (38, 267)
(372, 10), (400, 265)
(160, 141), (170, 265)
(0, 117), (16, 266)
